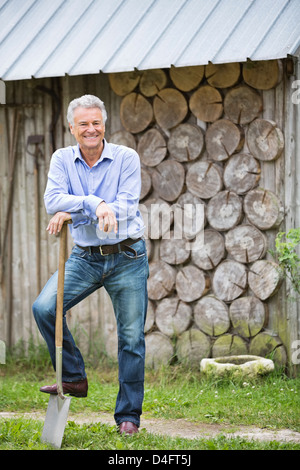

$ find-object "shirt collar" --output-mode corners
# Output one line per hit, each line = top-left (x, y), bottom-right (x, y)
(73, 139), (114, 164)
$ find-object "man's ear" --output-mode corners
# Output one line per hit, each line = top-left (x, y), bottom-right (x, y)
(69, 123), (74, 135)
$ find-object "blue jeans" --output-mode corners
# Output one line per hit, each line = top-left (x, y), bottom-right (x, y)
(32, 239), (149, 427)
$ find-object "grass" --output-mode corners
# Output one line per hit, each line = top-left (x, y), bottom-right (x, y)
(0, 341), (300, 450)
(1, 418), (298, 451)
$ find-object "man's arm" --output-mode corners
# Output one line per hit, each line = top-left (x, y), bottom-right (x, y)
(45, 151), (117, 235)
(47, 211), (72, 235)
(96, 202), (118, 234)
(47, 204), (118, 237)
(104, 150), (141, 230)
(44, 150), (104, 226)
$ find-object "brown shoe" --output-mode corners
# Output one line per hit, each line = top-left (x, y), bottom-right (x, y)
(119, 421), (139, 435)
(40, 378), (88, 397)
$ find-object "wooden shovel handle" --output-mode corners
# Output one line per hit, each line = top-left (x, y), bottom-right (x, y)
(55, 222), (70, 348)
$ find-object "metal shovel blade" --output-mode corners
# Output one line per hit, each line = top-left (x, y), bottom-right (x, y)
(41, 394), (71, 448)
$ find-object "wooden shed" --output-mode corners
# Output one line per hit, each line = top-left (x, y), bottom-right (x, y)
(0, 0), (299, 375)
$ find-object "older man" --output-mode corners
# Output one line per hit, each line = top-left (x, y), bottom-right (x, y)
(33, 95), (148, 435)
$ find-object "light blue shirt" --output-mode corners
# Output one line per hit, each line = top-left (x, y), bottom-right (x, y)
(44, 140), (145, 246)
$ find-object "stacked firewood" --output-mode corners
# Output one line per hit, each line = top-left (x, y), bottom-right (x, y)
(108, 60), (287, 369)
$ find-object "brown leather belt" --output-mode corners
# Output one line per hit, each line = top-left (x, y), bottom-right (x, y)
(77, 237), (142, 256)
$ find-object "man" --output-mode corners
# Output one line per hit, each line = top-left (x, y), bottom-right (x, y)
(33, 95), (148, 436)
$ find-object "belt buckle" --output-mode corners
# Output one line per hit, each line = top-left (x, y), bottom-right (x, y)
(99, 245), (109, 256)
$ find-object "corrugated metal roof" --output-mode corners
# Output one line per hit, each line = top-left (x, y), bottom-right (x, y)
(0, 0), (300, 81)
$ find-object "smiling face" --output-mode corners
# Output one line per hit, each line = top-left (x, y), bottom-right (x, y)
(69, 106), (105, 155)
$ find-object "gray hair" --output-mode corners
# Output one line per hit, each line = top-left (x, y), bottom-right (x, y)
(67, 94), (107, 126)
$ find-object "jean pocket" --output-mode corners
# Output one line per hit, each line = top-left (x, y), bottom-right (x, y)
(122, 240), (147, 260)
(72, 245), (89, 259)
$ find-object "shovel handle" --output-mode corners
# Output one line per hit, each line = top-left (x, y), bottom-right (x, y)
(55, 221), (71, 397)
(55, 222), (68, 348)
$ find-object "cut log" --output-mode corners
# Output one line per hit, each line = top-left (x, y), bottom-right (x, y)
(205, 119), (244, 162)
(160, 231), (190, 265)
(249, 331), (287, 366)
(212, 260), (247, 302)
(139, 68), (167, 97)
(206, 190), (243, 231)
(212, 334), (248, 357)
(243, 188), (284, 230)
(224, 85), (262, 125)
(137, 128), (167, 167)
(139, 197), (173, 239)
(168, 123), (204, 162)
(194, 295), (230, 336)
(248, 260), (283, 300)
(176, 265), (210, 302)
(140, 168), (152, 200)
(186, 161), (223, 199)
(205, 62), (241, 88)
(247, 119), (284, 162)
(144, 299), (155, 333)
(176, 328), (211, 365)
(145, 332), (174, 368)
(229, 296), (267, 338)
(108, 71), (140, 96)
(109, 130), (136, 149)
(225, 224), (267, 263)
(176, 191), (206, 240)
(155, 297), (192, 337)
(191, 229), (225, 270)
(120, 92), (153, 133)
(169, 65), (205, 91)
(223, 153), (261, 194)
(153, 88), (188, 129)
(242, 59), (283, 90)
(147, 261), (176, 300)
(152, 160), (185, 202)
(189, 85), (223, 122)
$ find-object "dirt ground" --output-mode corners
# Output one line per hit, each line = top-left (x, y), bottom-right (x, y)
(1, 411), (300, 443)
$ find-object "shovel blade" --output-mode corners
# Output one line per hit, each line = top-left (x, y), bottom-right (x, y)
(41, 394), (71, 448)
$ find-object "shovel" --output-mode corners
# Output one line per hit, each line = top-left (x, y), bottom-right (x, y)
(41, 221), (71, 448)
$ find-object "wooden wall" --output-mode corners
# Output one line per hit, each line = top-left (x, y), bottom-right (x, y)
(0, 61), (299, 374)
(0, 73), (119, 357)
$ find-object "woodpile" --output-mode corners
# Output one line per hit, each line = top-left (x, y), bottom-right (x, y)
(108, 60), (286, 368)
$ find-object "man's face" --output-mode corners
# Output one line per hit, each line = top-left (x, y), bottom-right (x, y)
(69, 106), (105, 153)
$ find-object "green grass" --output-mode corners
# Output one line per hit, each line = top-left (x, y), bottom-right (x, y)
(1, 418), (298, 451)
(0, 342), (300, 450)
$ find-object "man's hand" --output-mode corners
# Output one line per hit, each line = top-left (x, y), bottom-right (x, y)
(96, 201), (118, 234)
(47, 212), (72, 235)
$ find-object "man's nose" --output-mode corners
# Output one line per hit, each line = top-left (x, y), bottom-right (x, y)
(87, 123), (96, 131)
